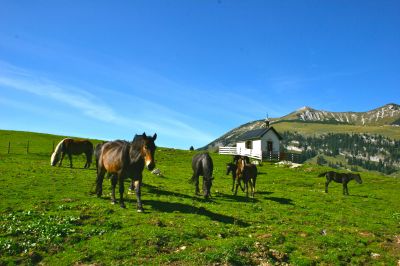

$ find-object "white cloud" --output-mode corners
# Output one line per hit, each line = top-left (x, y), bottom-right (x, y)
(0, 61), (215, 146)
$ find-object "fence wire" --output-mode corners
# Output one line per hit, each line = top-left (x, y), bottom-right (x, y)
(0, 141), (57, 154)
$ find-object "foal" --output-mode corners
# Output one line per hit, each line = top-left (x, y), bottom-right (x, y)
(226, 162), (243, 193)
(235, 157), (257, 197)
(319, 171), (362, 195)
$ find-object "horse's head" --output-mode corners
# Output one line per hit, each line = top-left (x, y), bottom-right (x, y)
(50, 151), (60, 166)
(354, 174), (363, 184)
(137, 132), (157, 171)
(237, 157), (246, 171)
(50, 139), (65, 166)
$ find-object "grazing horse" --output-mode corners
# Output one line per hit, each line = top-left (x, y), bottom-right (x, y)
(50, 138), (93, 168)
(191, 153), (214, 198)
(236, 157), (257, 197)
(95, 133), (157, 211)
(319, 171), (362, 195)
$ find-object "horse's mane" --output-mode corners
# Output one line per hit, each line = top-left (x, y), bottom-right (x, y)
(50, 138), (67, 165)
(128, 135), (146, 163)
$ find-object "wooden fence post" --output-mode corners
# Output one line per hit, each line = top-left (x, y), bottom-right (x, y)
(8, 141), (10, 154)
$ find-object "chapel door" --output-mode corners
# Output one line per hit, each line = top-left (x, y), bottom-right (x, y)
(267, 141), (273, 153)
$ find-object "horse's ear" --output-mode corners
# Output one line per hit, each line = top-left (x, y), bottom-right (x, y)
(142, 132), (147, 137)
(153, 133), (157, 140)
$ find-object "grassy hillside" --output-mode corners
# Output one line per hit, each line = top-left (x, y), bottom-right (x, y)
(272, 121), (400, 140)
(1, 130), (400, 265)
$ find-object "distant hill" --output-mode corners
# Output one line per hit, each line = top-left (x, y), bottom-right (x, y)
(202, 103), (400, 150)
(201, 104), (400, 175)
(278, 103), (400, 126)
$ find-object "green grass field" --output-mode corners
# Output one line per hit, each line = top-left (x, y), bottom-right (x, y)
(1, 130), (399, 265)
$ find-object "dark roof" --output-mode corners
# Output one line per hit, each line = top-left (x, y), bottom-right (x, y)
(237, 127), (283, 141)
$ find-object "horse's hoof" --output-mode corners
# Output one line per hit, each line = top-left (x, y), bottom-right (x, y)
(137, 207), (144, 213)
(111, 201), (116, 205)
(120, 204), (126, 208)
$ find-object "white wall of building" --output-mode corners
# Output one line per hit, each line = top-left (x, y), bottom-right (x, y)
(261, 130), (280, 153)
(233, 129), (281, 159)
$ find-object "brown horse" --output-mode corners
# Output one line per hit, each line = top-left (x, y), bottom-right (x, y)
(50, 138), (93, 168)
(95, 133), (157, 211)
(236, 156), (257, 197)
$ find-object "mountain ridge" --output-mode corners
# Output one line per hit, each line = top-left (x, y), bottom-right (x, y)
(202, 103), (400, 150)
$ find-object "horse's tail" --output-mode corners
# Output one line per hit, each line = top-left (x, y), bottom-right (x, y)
(87, 141), (94, 164)
(50, 139), (66, 166)
(318, 172), (327, 177)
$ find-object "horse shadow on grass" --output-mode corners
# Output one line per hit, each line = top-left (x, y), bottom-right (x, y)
(142, 183), (211, 203)
(264, 196), (295, 205)
(143, 199), (250, 227)
(348, 194), (382, 200)
(216, 192), (260, 203)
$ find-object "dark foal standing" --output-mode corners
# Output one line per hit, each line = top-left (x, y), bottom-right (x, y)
(51, 138), (93, 168)
(236, 157), (257, 197)
(319, 171), (363, 195)
(191, 153), (214, 198)
(95, 133), (157, 211)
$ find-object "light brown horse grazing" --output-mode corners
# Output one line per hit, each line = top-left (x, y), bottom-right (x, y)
(50, 138), (93, 168)
(95, 133), (157, 211)
(236, 157), (257, 197)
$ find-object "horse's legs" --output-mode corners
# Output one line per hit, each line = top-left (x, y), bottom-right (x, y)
(343, 182), (349, 195)
(118, 175), (126, 208)
(96, 168), (106, 197)
(84, 152), (89, 168)
(193, 175), (201, 196)
(245, 179), (249, 197)
(110, 174), (118, 204)
(134, 178), (143, 212)
(129, 180), (134, 191)
(59, 152), (65, 167)
(325, 178), (331, 193)
(231, 176), (235, 193)
(234, 177), (240, 195)
(249, 178), (255, 198)
(68, 153), (73, 168)
(239, 178), (245, 192)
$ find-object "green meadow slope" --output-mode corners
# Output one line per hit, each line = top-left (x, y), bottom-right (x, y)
(0, 130), (399, 265)
(272, 121), (400, 140)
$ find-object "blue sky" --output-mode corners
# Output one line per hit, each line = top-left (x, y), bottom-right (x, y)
(0, 1), (399, 149)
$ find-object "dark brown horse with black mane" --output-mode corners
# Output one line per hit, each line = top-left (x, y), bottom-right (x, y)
(95, 133), (157, 211)
(319, 171), (362, 195)
(50, 138), (93, 168)
(191, 153), (213, 199)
